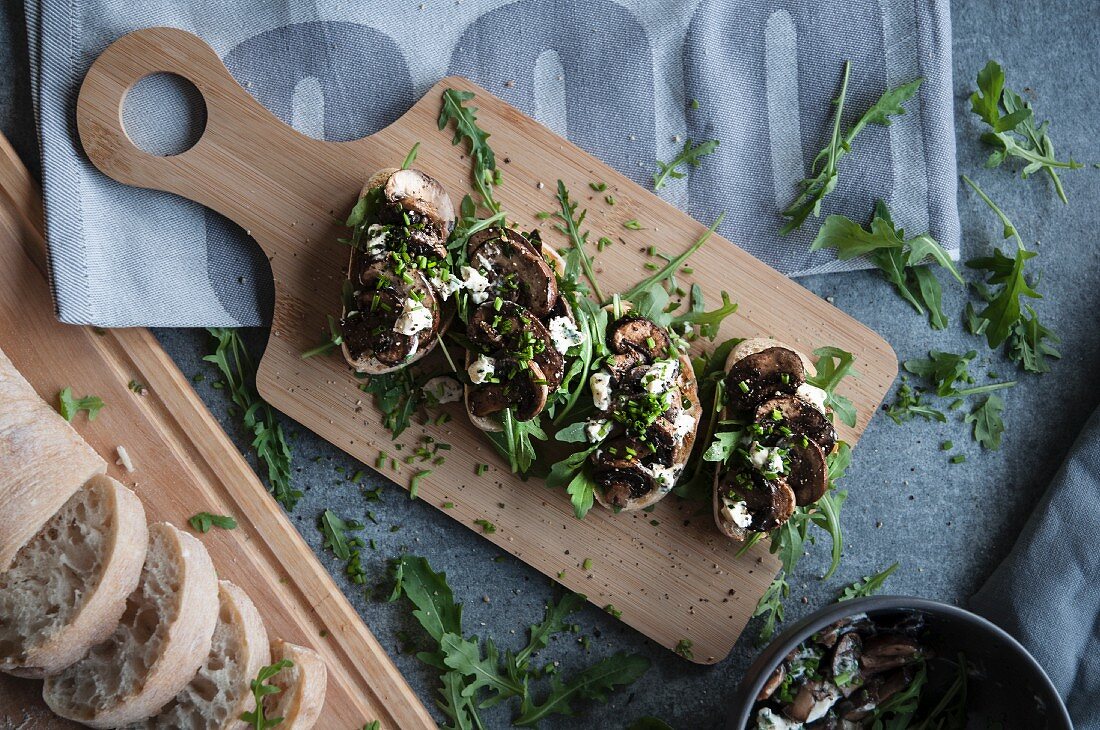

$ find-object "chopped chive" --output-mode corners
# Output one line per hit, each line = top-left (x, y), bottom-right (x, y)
(623, 219), (643, 230)
(950, 454), (966, 464)
(644, 262), (658, 271)
(646, 245), (656, 256)
(476, 463), (489, 476)
(589, 181), (607, 192)
(605, 195), (615, 206)
(603, 604), (622, 618)
(409, 470), (431, 499)
(474, 518), (497, 534)
(442, 501), (455, 509)
(582, 558), (593, 571)
(738, 380), (750, 393)
(535, 211), (552, 220)
(941, 441), (953, 451)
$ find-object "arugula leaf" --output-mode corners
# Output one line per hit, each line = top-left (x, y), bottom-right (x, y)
(553, 181), (604, 302)
(439, 89), (500, 212)
(970, 60), (1082, 203)
(358, 369), (422, 439)
(513, 653), (650, 726)
(753, 574), (790, 642)
(670, 287), (738, 341)
(884, 380), (946, 424)
(811, 202), (961, 329)
(486, 408), (548, 474)
(239, 659), (293, 729)
(512, 593), (587, 672)
(616, 215), (724, 305)
(441, 633), (525, 701)
(782, 63), (921, 234)
(628, 718), (675, 730)
(547, 445), (601, 519)
(806, 346), (859, 428)
(1007, 305), (1061, 373)
(188, 512), (237, 533)
(58, 388), (104, 422)
(319, 509), (363, 561)
(390, 555), (464, 647)
(652, 138), (719, 191)
(206, 329), (299, 510)
(962, 176), (1044, 348)
(402, 142), (420, 169)
(965, 395), (1006, 450)
(838, 562), (899, 601)
(437, 669), (482, 730)
(903, 350), (977, 396)
(300, 314), (344, 359)
(703, 429), (742, 464)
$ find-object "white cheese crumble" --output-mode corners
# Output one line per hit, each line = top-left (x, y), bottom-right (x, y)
(585, 418), (612, 443)
(796, 382), (829, 414)
(461, 266), (492, 304)
(429, 273), (464, 301)
(672, 412), (696, 443)
(393, 296), (434, 336)
(643, 462), (682, 492)
(422, 375), (463, 404)
(548, 316), (585, 354)
(115, 446), (135, 473)
(589, 371), (612, 411)
(805, 682), (842, 722)
(468, 354), (496, 384)
(722, 499), (753, 528)
(641, 359), (679, 394)
(755, 708), (803, 730)
(363, 224), (389, 257)
(749, 442), (785, 475)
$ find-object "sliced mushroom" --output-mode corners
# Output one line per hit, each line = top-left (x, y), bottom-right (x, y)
(785, 438), (829, 506)
(831, 632), (863, 696)
(467, 301), (565, 391)
(786, 679), (840, 723)
(467, 358), (549, 421)
(591, 436), (659, 509)
(756, 395), (838, 454)
(341, 262), (439, 372)
(717, 468), (796, 532)
(468, 228), (559, 317)
(860, 635), (923, 675)
(757, 662), (787, 702)
(837, 667), (913, 721)
(383, 168), (456, 237)
(724, 347), (805, 414)
(607, 315), (672, 360)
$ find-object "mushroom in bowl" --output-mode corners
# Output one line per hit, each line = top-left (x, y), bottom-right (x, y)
(583, 312), (701, 511)
(339, 167), (457, 374)
(710, 338), (836, 541)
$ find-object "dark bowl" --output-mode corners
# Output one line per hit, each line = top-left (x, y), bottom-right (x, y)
(727, 595), (1071, 729)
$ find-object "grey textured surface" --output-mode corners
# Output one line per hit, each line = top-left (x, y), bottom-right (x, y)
(2, 1), (1099, 728)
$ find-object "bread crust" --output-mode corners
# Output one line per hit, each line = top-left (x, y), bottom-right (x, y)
(42, 522), (219, 728)
(265, 640), (327, 730)
(0, 348), (107, 570)
(2, 475), (148, 678)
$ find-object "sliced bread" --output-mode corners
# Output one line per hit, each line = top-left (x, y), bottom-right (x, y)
(132, 580), (270, 729)
(0, 474), (147, 677)
(42, 522), (219, 728)
(263, 641), (327, 730)
(0, 347), (107, 570)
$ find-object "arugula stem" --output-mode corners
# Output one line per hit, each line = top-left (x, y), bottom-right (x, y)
(824, 61), (852, 182)
(554, 181), (604, 302)
(952, 380), (1016, 396)
(613, 214), (724, 306)
(961, 175), (1025, 249)
(437, 334), (458, 373)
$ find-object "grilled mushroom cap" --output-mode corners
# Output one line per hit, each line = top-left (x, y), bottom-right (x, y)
(724, 347), (806, 414)
(468, 228), (559, 318)
(860, 635), (923, 675)
(341, 262), (439, 371)
(467, 301), (565, 391)
(591, 436), (661, 508)
(383, 168), (456, 237)
(608, 315), (672, 359)
(756, 395), (838, 454)
(718, 468), (796, 531)
(467, 358), (549, 421)
(757, 662), (787, 702)
(784, 438), (829, 506)
(831, 631), (864, 696)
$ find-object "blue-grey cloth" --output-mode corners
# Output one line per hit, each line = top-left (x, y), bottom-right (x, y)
(972, 404), (1100, 728)
(25, 0), (959, 327)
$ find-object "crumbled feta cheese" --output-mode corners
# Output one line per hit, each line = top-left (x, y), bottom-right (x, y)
(548, 316), (585, 354)
(749, 442), (785, 475)
(672, 412), (696, 442)
(363, 224), (388, 257)
(755, 707), (803, 730)
(589, 371), (612, 411)
(806, 683), (842, 722)
(723, 499), (753, 528)
(641, 359), (679, 394)
(430, 273), (464, 301)
(115, 446), (134, 473)
(643, 462), (681, 491)
(461, 266), (492, 304)
(796, 382), (829, 414)
(423, 375), (463, 404)
(468, 354), (496, 384)
(393, 296), (434, 336)
(585, 418), (612, 443)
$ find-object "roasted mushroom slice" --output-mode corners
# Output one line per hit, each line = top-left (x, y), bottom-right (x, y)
(340, 263), (440, 374)
(591, 436), (659, 510)
(724, 346), (805, 414)
(467, 358), (549, 422)
(859, 635), (923, 675)
(756, 395), (838, 454)
(757, 662), (787, 702)
(468, 228), (559, 317)
(467, 301), (565, 392)
(831, 631), (864, 696)
(786, 679), (842, 723)
(784, 438), (829, 506)
(381, 168), (456, 236)
(715, 468), (797, 536)
(607, 315), (672, 360)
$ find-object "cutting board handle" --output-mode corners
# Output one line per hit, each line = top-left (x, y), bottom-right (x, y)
(76, 27), (337, 241)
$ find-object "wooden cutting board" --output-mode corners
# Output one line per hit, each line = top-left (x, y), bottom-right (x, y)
(0, 134), (432, 728)
(75, 27), (898, 663)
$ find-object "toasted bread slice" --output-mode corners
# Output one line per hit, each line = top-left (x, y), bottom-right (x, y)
(43, 522), (219, 727)
(135, 581), (270, 729)
(262, 641), (327, 730)
(0, 475), (147, 677)
(0, 348), (107, 570)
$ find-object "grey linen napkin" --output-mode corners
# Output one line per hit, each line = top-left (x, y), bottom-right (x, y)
(25, 0), (959, 327)
(971, 404), (1100, 728)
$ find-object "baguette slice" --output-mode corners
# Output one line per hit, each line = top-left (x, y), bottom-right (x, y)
(0, 475), (147, 677)
(133, 581), (270, 729)
(43, 522), (219, 728)
(0, 347), (107, 570)
(263, 641), (327, 730)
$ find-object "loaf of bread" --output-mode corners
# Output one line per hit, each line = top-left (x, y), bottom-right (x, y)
(0, 475), (147, 678)
(42, 522), (219, 727)
(0, 347), (107, 570)
(263, 640), (327, 730)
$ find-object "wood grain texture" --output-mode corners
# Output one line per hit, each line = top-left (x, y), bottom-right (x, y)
(0, 133), (432, 729)
(75, 27), (898, 663)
